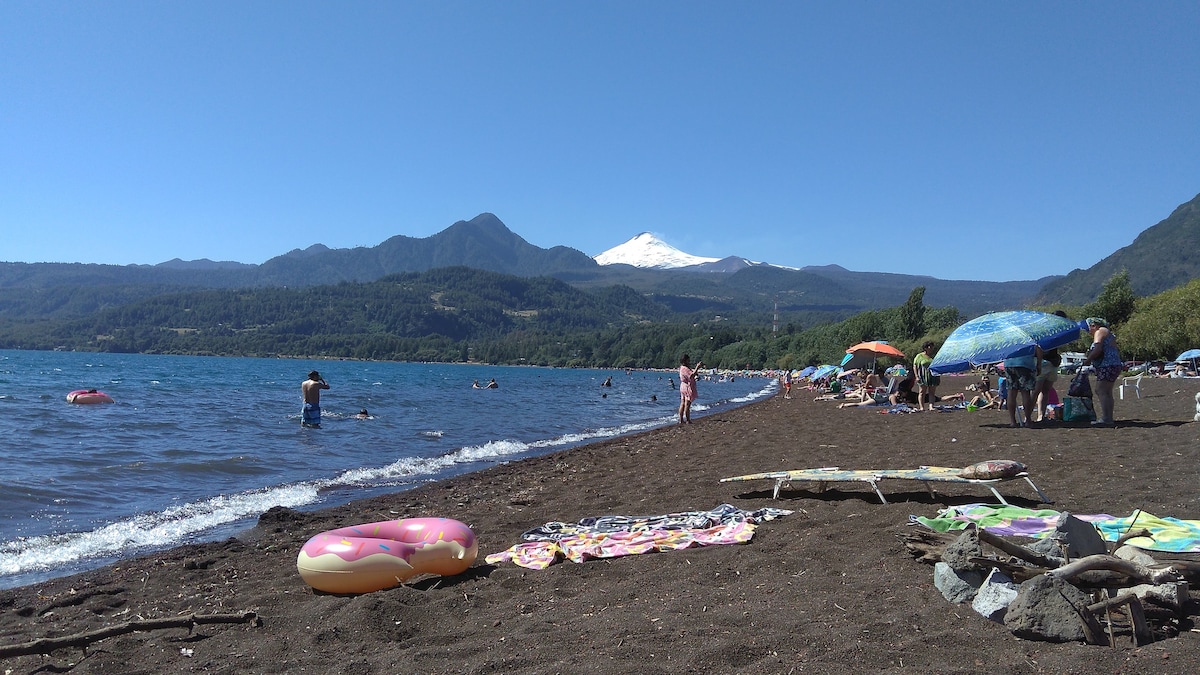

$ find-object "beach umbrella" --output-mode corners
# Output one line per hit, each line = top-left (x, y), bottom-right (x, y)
(1176, 349), (1200, 372)
(930, 310), (1084, 375)
(809, 364), (839, 381)
(797, 365), (816, 378)
(842, 341), (905, 372)
(845, 341), (905, 358)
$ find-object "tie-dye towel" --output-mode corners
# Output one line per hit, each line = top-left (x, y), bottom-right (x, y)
(486, 504), (792, 570)
(911, 503), (1200, 553)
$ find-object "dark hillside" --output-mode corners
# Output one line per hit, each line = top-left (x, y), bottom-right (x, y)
(1036, 191), (1200, 305)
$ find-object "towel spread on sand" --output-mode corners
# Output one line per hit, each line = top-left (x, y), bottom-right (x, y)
(911, 503), (1200, 553)
(485, 504), (793, 570)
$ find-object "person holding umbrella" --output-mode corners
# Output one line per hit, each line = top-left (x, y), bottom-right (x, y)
(1085, 317), (1123, 427)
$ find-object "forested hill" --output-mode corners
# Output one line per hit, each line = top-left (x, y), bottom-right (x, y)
(0, 268), (673, 363)
(1036, 191), (1200, 306)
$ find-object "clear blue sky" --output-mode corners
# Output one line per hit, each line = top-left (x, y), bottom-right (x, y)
(3, 2), (1198, 282)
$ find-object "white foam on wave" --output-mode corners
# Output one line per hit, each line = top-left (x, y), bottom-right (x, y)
(0, 484), (320, 577)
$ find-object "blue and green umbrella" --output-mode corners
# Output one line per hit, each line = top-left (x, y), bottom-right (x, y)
(930, 310), (1084, 375)
(1176, 349), (1200, 371)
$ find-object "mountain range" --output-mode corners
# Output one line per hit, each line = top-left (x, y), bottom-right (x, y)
(2, 190), (1198, 323)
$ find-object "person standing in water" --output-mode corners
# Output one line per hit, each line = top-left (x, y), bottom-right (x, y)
(301, 370), (330, 428)
(678, 354), (703, 425)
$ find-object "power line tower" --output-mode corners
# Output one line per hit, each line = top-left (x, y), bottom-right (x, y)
(772, 296), (779, 336)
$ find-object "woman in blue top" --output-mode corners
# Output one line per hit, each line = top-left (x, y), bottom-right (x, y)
(1085, 317), (1122, 427)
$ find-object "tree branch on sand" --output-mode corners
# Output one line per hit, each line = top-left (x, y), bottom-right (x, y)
(0, 610), (260, 658)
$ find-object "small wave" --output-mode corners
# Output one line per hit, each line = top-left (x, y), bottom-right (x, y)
(421, 430), (445, 438)
(0, 483), (320, 579)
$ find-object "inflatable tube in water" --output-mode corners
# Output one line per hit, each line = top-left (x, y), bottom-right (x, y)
(296, 517), (477, 594)
(66, 389), (115, 404)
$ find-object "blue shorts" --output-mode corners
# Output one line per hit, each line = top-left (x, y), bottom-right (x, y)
(302, 403), (322, 427)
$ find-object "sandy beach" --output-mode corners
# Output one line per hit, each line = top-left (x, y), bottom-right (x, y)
(2, 375), (1199, 674)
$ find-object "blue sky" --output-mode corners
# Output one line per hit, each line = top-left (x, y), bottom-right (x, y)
(3, 2), (1197, 282)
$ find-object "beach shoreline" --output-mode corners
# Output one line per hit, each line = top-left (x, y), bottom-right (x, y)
(2, 376), (1199, 673)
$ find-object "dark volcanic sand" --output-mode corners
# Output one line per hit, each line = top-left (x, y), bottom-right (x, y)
(2, 376), (1199, 674)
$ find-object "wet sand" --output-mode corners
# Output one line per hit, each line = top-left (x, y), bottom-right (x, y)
(2, 375), (1199, 674)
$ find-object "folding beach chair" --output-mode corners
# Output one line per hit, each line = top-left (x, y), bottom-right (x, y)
(721, 464), (1051, 505)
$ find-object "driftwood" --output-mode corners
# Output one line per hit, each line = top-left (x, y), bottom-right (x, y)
(1157, 559), (1200, 583)
(1048, 554), (1184, 586)
(0, 610), (259, 658)
(1085, 593), (1153, 646)
(965, 556), (1045, 583)
(1112, 528), (1152, 550)
(976, 529), (1062, 569)
(900, 529), (957, 563)
(902, 527), (1061, 572)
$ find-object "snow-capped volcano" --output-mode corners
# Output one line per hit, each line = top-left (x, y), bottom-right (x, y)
(593, 233), (721, 269)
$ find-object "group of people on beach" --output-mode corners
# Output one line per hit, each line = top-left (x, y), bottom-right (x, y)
(791, 315), (1124, 428)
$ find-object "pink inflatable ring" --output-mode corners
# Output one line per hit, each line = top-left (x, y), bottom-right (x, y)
(296, 517), (478, 594)
(66, 389), (115, 404)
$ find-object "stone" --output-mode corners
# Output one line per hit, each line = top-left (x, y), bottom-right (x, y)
(933, 562), (983, 603)
(1113, 545), (1156, 566)
(1005, 575), (1091, 643)
(971, 567), (1019, 622)
(1053, 513), (1108, 559)
(941, 528), (987, 572)
(1027, 536), (1067, 565)
(1127, 581), (1189, 612)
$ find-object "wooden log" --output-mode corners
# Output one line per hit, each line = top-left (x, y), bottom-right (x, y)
(1049, 554), (1184, 586)
(1112, 527), (1153, 550)
(965, 556), (1045, 583)
(900, 530), (957, 563)
(976, 529), (1062, 569)
(1085, 593), (1152, 646)
(0, 611), (259, 658)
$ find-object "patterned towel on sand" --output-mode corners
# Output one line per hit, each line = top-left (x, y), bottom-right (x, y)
(486, 504), (792, 570)
(911, 503), (1200, 553)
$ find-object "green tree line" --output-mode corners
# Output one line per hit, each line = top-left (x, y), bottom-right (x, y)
(0, 266), (1194, 370)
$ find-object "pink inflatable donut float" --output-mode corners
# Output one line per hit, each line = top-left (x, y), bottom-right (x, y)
(296, 517), (477, 594)
(66, 389), (115, 404)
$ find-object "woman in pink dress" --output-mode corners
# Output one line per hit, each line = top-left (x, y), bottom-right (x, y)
(678, 354), (703, 424)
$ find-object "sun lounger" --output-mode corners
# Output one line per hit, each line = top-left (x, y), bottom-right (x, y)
(720, 465), (1052, 505)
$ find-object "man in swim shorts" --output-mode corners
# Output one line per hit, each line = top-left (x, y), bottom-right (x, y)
(301, 370), (330, 428)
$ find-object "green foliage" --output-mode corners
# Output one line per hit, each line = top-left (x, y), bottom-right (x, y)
(1116, 278), (1200, 360)
(897, 287), (927, 340)
(1082, 270), (1136, 326)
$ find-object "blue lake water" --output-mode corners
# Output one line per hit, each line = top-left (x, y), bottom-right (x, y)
(0, 350), (774, 589)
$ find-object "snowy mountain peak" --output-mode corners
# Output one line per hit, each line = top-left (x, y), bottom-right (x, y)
(593, 232), (721, 269)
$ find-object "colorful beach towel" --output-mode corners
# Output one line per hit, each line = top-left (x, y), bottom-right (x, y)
(485, 504), (792, 570)
(911, 503), (1200, 553)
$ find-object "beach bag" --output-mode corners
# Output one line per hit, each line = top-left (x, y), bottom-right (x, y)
(1067, 371), (1092, 398)
(1063, 397), (1096, 422)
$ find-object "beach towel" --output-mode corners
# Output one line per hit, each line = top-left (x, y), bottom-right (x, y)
(910, 503), (1200, 553)
(485, 504), (792, 570)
